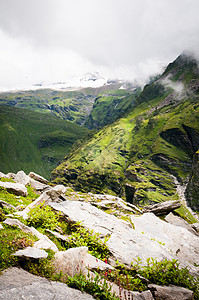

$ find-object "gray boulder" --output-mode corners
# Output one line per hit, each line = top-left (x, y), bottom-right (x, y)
(148, 284), (194, 300)
(12, 247), (48, 260)
(17, 185), (67, 219)
(28, 172), (49, 184)
(0, 181), (27, 197)
(49, 200), (199, 274)
(191, 222), (199, 233)
(0, 267), (94, 300)
(53, 247), (88, 277)
(14, 171), (31, 186)
(165, 212), (198, 235)
(131, 213), (199, 271)
(49, 200), (175, 267)
(143, 200), (181, 215)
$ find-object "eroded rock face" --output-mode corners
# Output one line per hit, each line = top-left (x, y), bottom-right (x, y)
(186, 150), (199, 210)
(0, 181), (27, 197)
(0, 267), (94, 300)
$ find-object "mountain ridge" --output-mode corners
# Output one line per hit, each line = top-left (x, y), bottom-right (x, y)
(51, 53), (199, 211)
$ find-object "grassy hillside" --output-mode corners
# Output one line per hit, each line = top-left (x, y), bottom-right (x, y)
(0, 89), (96, 125)
(52, 53), (199, 208)
(0, 105), (88, 179)
(84, 88), (141, 129)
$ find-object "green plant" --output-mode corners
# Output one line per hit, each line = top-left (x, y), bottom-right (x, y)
(23, 249), (55, 278)
(65, 223), (111, 260)
(27, 201), (60, 230)
(136, 258), (199, 299)
(66, 271), (119, 300)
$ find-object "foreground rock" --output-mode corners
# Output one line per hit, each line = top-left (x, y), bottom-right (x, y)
(131, 213), (199, 271)
(0, 181), (27, 197)
(148, 284), (194, 300)
(53, 247), (114, 278)
(49, 201), (174, 266)
(0, 267), (94, 300)
(17, 185), (67, 219)
(28, 172), (49, 184)
(49, 200), (199, 274)
(12, 247), (48, 260)
(165, 212), (198, 235)
(143, 200), (181, 215)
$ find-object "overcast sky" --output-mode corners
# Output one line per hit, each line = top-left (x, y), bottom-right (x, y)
(0, 0), (199, 90)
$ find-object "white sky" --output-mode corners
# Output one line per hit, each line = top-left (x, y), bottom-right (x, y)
(0, 0), (199, 90)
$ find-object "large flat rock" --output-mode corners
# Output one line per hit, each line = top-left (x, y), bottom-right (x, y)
(49, 201), (176, 266)
(131, 213), (199, 271)
(0, 267), (94, 300)
(0, 181), (27, 197)
(49, 200), (199, 274)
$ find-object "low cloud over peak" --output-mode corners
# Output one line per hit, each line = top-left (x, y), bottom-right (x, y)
(0, 0), (199, 90)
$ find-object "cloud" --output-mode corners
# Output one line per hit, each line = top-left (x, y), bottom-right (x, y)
(0, 0), (199, 90)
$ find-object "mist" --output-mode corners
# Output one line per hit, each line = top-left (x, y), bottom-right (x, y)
(0, 0), (199, 90)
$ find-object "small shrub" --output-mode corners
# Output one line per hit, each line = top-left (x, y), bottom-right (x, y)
(135, 258), (199, 299)
(66, 271), (118, 300)
(23, 249), (55, 278)
(27, 201), (60, 230)
(65, 223), (111, 260)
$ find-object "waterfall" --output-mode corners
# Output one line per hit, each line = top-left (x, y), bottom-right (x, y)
(172, 175), (199, 221)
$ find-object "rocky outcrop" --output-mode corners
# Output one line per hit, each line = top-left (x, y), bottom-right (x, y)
(16, 184), (67, 219)
(28, 172), (49, 184)
(143, 200), (181, 215)
(13, 170), (49, 192)
(14, 171), (31, 186)
(131, 213), (199, 272)
(148, 284), (194, 300)
(49, 200), (199, 274)
(0, 181), (27, 197)
(0, 267), (95, 300)
(186, 150), (199, 210)
(165, 212), (198, 235)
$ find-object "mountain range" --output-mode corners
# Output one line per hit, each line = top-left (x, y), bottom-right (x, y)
(0, 52), (199, 213)
(51, 53), (199, 213)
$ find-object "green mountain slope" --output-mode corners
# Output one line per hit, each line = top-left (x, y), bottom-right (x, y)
(52, 53), (199, 210)
(0, 89), (96, 125)
(0, 82), (133, 126)
(84, 88), (141, 129)
(0, 105), (88, 179)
